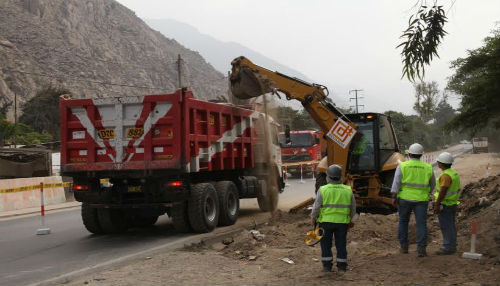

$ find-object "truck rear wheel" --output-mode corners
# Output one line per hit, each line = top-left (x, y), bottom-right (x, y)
(257, 179), (278, 212)
(188, 183), (219, 233)
(215, 181), (239, 226)
(97, 208), (128, 233)
(171, 202), (192, 233)
(81, 203), (104, 234)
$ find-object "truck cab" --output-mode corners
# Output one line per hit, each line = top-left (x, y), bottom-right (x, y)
(278, 130), (322, 176)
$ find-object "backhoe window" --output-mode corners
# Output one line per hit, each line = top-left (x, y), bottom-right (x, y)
(350, 122), (375, 171)
(279, 133), (313, 147)
(379, 116), (397, 166)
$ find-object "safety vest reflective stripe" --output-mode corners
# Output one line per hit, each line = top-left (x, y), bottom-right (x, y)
(398, 160), (433, 202)
(320, 204), (351, 208)
(317, 184), (352, 224)
(401, 182), (430, 188)
(434, 168), (461, 206)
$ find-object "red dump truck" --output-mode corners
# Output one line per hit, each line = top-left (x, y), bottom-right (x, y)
(60, 89), (283, 234)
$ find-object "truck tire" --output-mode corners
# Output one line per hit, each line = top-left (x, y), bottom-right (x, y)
(171, 202), (192, 233)
(97, 208), (128, 234)
(215, 181), (239, 226)
(257, 179), (278, 212)
(81, 203), (104, 234)
(188, 183), (219, 233)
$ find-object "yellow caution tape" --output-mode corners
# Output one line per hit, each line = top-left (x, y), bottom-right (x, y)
(0, 182), (72, 194)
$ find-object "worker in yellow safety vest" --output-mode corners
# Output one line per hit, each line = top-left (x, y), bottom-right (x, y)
(433, 152), (461, 255)
(391, 143), (435, 257)
(311, 164), (357, 273)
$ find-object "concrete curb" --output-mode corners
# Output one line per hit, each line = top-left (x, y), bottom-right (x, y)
(0, 202), (81, 220)
(24, 219), (267, 286)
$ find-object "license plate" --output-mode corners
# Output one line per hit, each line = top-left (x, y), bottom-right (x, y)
(126, 127), (144, 138)
(97, 129), (115, 139)
(127, 186), (141, 192)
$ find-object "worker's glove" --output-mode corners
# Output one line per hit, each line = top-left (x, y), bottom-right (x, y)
(348, 222), (354, 229)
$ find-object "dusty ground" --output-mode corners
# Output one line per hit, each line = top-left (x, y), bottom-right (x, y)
(64, 153), (500, 286)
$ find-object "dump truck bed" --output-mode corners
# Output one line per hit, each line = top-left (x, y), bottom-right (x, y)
(60, 91), (260, 173)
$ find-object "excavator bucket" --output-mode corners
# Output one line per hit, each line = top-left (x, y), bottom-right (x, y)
(230, 58), (272, 99)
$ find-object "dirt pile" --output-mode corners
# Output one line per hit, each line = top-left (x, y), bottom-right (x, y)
(216, 176), (500, 285)
(455, 175), (500, 259)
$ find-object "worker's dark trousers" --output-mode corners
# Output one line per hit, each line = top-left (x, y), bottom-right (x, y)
(438, 204), (457, 252)
(319, 222), (348, 270)
(398, 199), (428, 249)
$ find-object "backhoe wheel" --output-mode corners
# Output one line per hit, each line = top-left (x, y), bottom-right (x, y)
(171, 202), (192, 233)
(97, 208), (128, 234)
(188, 183), (219, 233)
(257, 179), (278, 212)
(81, 203), (104, 234)
(215, 181), (239, 226)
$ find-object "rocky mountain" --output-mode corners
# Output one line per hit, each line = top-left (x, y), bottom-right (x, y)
(0, 0), (228, 120)
(146, 18), (312, 81)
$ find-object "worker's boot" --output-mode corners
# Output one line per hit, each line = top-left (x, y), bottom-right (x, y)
(417, 247), (427, 257)
(399, 246), (409, 254)
(435, 248), (456, 255)
(322, 267), (332, 272)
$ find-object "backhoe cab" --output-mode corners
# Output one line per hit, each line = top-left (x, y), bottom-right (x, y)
(230, 56), (403, 212)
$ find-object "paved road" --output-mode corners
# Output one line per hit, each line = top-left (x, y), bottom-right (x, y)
(0, 178), (314, 286)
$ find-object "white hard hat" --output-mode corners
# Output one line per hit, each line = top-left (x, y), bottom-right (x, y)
(408, 143), (424, 155)
(437, 152), (454, 164)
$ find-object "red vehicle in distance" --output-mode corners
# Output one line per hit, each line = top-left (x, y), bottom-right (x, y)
(279, 130), (323, 177)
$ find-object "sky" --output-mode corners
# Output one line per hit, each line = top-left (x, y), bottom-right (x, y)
(116, 0), (499, 114)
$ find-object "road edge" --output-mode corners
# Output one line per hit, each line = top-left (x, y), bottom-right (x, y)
(24, 220), (266, 286)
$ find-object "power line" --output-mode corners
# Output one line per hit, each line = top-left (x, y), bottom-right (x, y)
(349, 89), (364, 113)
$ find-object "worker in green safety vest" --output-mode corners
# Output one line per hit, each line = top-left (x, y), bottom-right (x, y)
(433, 152), (461, 255)
(311, 164), (357, 273)
(391, 143), (435, 257)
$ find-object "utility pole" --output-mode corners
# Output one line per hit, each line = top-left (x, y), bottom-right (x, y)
(177, 54), (182, 89)
(349, 89), (364, 113)
(14, 92), (17, 148)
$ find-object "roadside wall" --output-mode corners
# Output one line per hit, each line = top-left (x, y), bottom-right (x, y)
(0, 176), (67, 212)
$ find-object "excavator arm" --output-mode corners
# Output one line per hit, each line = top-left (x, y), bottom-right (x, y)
(230, 56), (357, 174)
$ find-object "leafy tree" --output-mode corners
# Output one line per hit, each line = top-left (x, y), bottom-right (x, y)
(13, 123), (52, 145)
(0, 100), (12, 118)
(20, 84), (69, 140)
(413, 81), (440, 122)
(446, 27), (500, 134)
(0, 115), (15, 146)
(434, 95), (455, 128)
(0, 115), (52, 146)
(399, 3), (447, 81)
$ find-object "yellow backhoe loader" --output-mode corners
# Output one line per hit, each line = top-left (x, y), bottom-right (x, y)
(230, 56), (403, 213)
